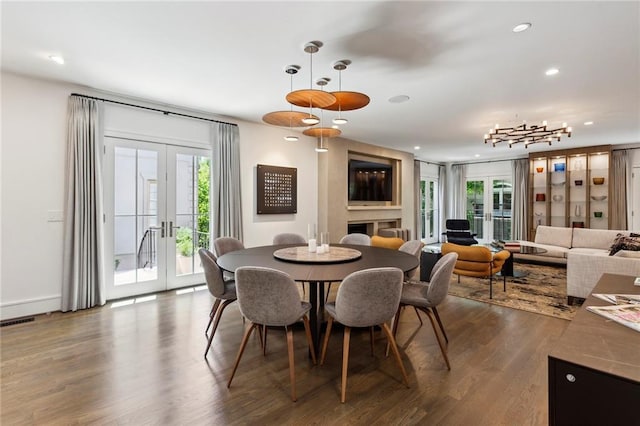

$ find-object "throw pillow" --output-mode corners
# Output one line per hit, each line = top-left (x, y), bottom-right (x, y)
(609, 233), (640, 256)
(631, 232), (640, 237)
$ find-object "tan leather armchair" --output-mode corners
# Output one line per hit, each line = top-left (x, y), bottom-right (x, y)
(441, 242), (511, 299)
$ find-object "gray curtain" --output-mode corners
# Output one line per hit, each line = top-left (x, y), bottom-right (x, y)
(511, 158), (530, 240)
(414, 160), (422, 240)
(611, 149), (629, 230)
(438, 165), (447, 242)
(450, 164), (466, 219)
(211, 122), (243, 241)
(62, 96), (105, 312)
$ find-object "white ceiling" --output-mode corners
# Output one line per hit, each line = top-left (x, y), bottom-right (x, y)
(2, 1), (639, 162)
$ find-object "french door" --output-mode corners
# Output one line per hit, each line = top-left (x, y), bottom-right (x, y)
(420, 178), (440, 243)
(465, 177), (512, 243)
(104, 137), (211, 300)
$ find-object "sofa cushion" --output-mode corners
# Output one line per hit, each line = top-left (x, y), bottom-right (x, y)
(570, 247), (609, 256)
(572, 228), (627, 250)
(609, 234), (640, 256)
(534, 226), (573, 248)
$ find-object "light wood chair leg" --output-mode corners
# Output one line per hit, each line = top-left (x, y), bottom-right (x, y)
(262, 325), (268, 356)
(206, 299), (221, 335)
(227, 322), (257, 388)
(421, 307), (451, 370)
(381, 323), (410, 388)
(431, 307), (448, 343)
(301, 316), (317, 365)
(285, 326), (297, 402)
(204, 298), (234, 358)
(325, 282), (333, 303)
(341, 327), (351, 403)
(386, 307), (403, 357)
(320, 317), (334, 365)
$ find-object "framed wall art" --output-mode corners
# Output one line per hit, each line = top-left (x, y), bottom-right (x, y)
(256, 164), (297, 214)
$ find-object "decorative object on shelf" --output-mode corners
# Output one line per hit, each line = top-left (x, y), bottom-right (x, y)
(572, 221), (585, 228)
(575, 179), (583, 186)
(536, 167), (544, 173)
(554, 163), (566, 172)
(484, 119), (572, 148)
(591, 195), (607, 201)
(594, 211), (603, 218)
(575, 204), (582, 217)
(536, 193), (546, 201)
(551, 181), (565, 186)
(552, 195), (563, 202)
(593, 177), (605, 185)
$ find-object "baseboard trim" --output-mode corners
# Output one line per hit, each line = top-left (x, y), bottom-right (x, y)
(0, 295), (61, 321)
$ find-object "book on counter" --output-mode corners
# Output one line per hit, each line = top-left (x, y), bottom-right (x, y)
(587, 304), (640, 333)
(593, 293), (640, 305)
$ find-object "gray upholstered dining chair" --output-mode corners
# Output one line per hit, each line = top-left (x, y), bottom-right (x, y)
(213, 237), (244, 257)
(391, 252), (458, 370)
(398, 239), (425, 280)
(227, 266), (316, 402)
(338, 233), (371, 245)
(213, 237), (244, 281)
(319, 267), (409, 403)
(273, 233), (306, 245)
(198, 248), (237, 358)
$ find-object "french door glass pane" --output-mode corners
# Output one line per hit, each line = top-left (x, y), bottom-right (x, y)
(174, 154), (210, 276)
(113, 147), (158, 285)
(492, 179), (512, 240)
(466, 180), (484, 239)
(420, 181), (426, 239)
(428, 181), (435, 239)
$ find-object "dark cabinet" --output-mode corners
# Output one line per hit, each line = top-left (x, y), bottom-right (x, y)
(548, 357), (640, 425)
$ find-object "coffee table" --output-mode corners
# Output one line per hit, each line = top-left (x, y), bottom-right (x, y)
(499, 245), (548, 277)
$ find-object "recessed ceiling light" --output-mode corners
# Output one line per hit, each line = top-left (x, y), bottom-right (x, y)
(584, 121), (594, 126)
(388, 95), (410, 104)
(474, 154), (480, 158)
(512, 23), (532, 33)
(545, 68), (559, 76)
(48, 55), (64, 65)
(414, 146), (420, 150)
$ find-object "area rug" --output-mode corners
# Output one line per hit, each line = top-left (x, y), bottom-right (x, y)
(447, 262), (578, 320)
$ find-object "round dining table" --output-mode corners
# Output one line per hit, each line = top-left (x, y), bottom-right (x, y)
(216, 244), (419, 353)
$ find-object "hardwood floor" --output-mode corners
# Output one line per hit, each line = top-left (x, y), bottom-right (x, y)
(1, 287), (568, 425)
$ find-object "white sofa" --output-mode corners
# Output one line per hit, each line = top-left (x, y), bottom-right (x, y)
(517, 226), (640, 303)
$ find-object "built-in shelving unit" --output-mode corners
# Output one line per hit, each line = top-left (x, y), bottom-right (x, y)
(529, 145), (611, 240)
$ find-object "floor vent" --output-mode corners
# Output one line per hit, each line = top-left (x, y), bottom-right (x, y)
(0, 316), (35, 327)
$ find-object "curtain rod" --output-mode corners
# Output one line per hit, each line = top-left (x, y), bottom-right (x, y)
(71, 93), (237, 127)
(451, 157), (525, 166)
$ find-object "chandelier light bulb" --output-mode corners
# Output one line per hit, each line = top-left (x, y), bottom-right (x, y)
(315, 146), (328, 152)
(333, 117), (348, 125)
(302, 116), (320, 125)
(284, 135), (299, 141)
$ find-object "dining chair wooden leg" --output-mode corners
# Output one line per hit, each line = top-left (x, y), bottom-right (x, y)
(386, 307), (403, 357)
(206, 299), (221, 336)
(204, 298), (234, 358)
(262, 325), (268, 356)
(421, 307), (451, 370)
(227, 322), (257, 388)
(301, 316), (317, 365)
(381, 322), (410, 388)
(431, 307), (448, 343)
(369, 326), (375, 356)
(413, 307), (423, 325)
(320, 316), (334, 365)
(341, 326), (352, 403)
(285, 326), (297, 402)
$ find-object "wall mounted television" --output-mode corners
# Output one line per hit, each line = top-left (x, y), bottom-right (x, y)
(348, 159), (393, 201)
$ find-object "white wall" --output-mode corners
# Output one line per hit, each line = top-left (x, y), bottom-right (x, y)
(0, 72), (317, 320)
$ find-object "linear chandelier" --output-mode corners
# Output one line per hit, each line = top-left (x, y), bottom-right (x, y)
(484, 120), (572, 148)
(262, 40), (369, 149)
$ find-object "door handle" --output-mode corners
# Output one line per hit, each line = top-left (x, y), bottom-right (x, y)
(169, 221), (181, 238)
(149, 221), (165, 238)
